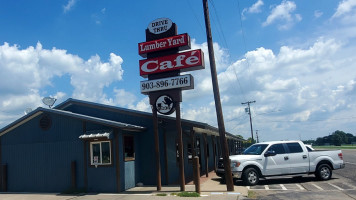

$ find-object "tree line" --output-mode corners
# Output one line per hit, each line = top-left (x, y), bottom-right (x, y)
(303, 130), (356, 146)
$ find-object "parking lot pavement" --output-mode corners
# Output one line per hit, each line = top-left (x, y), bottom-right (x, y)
(244, 173), (356, 200)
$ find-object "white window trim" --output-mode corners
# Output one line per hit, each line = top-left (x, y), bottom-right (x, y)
(90, 141), (112, 165)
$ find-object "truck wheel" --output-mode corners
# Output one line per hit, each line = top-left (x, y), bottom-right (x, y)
(315, 164), (332, 180)
(242, 168), (259, 186)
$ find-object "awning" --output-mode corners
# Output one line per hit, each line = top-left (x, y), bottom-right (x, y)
(79, 130), (112, 140)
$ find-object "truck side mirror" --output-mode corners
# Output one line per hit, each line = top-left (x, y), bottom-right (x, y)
(264, 150), (276, 157)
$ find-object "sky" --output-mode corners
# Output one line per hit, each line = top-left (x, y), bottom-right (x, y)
(1, 0), (356, 142)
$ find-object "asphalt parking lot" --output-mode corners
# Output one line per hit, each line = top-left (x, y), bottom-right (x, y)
(248, 149), (356, 200)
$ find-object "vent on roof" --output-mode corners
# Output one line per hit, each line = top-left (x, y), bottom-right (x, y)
(39, 114), (52, 130)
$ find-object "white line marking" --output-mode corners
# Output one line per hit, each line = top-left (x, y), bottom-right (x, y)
(265, 185), (269, 190)
(280, 184), (287, 190)
(328, 183), (344, 191)
(201, 195), (209, 196)
(246, 186), (250, 190)
(211, 192), (224, 195)
(227, 192), (241, 195)
(311, 183), (324, 190)
(296, 184), (305, 190)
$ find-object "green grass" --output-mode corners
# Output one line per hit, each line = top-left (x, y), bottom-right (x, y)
(156, 193), (168, 196)
(170, 192), (200, 197)
(248, 190), (257, 199)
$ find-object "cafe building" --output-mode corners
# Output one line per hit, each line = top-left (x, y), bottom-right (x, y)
(0, 98), (243, 193)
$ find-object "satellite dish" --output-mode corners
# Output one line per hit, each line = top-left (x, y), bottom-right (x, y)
(42, 97), (57, 108)
(24, 108), (32, 115)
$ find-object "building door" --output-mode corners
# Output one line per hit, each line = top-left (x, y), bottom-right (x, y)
(124, 135), (135, 190)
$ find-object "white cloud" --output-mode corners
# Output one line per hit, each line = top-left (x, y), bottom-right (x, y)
(63, 0), (77, 13)
(314, 10), (323, 18)
(114, 88), (137, 107)
(0, 42), (124, 126)
(262, 1), (301, 30)
(242, 0), (264, 20)
(332, 0), (356, 18)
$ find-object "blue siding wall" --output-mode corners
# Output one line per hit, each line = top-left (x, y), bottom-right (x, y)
(1, 113), (84, 192)
(1, 102), (225, 192)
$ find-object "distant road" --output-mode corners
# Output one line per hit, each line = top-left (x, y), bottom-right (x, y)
(334, 149), (356, 182)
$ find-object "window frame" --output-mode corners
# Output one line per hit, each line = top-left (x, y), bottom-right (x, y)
(89, 140), (112, 166)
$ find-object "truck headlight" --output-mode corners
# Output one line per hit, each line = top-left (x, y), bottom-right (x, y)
(231, 161), (240, 168)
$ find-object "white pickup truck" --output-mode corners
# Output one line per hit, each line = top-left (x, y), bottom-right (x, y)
(216, 140), (345, 186)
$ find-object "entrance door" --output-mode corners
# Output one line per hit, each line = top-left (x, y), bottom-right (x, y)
(124, 135), (135, 190)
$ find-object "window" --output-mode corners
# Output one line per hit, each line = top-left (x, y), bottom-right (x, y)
(243, 144), (268, 155)
(287, 142), (303, 153)
(268, 144), (286, 154)
(90, 141), (111, 165)
(124, 135), (135, 161)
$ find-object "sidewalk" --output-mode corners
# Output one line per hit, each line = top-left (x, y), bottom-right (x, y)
(127, 171), (248, 196)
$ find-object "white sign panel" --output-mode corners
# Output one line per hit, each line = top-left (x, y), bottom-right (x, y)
(148, 18), (173, 34)
(140, 74), (194, 94)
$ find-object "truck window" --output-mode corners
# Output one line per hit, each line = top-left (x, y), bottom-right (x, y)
(243, 144), (268, 155)
(286, 142), (303, 153)
(268, 144), (286, 154)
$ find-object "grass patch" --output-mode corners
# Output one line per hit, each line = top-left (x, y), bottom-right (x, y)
(177, 192), (200, 197)
(156, 193), (168, 196)
(248, 190), (257, 199)
(171, 192), (200, 197)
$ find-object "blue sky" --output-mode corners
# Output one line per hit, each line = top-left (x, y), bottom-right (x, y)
(1, 0), (356, 142)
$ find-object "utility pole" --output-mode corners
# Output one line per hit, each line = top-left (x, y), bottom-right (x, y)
(202, 0), (234, 191)
(255, 130), (259, 143)
(242, 101), (256, 143)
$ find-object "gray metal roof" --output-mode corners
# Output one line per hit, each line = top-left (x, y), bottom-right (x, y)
(55, 98), (244, 141)
(0, 107), (146, 136)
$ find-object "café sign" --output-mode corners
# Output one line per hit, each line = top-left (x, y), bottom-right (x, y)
(139, 49), (204, 77)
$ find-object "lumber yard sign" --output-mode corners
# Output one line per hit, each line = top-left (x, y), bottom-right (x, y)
(138, 33), (190, 57)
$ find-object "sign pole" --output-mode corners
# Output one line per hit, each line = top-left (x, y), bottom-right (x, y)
(152, 105), (162, 191)
(202, 0), (234, 191)
(175, 101), (185, 191)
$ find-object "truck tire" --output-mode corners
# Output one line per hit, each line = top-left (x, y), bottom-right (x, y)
(242, 168), (259, 186)
(315, 164), (332, 180)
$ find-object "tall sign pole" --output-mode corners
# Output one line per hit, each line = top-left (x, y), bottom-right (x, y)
(139, 18), (205, 192)
(202, 0), (234, 191)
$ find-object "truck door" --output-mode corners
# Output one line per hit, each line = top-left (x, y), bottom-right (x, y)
(286, 142), (309, 174)
(263, 143), (290, 175)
